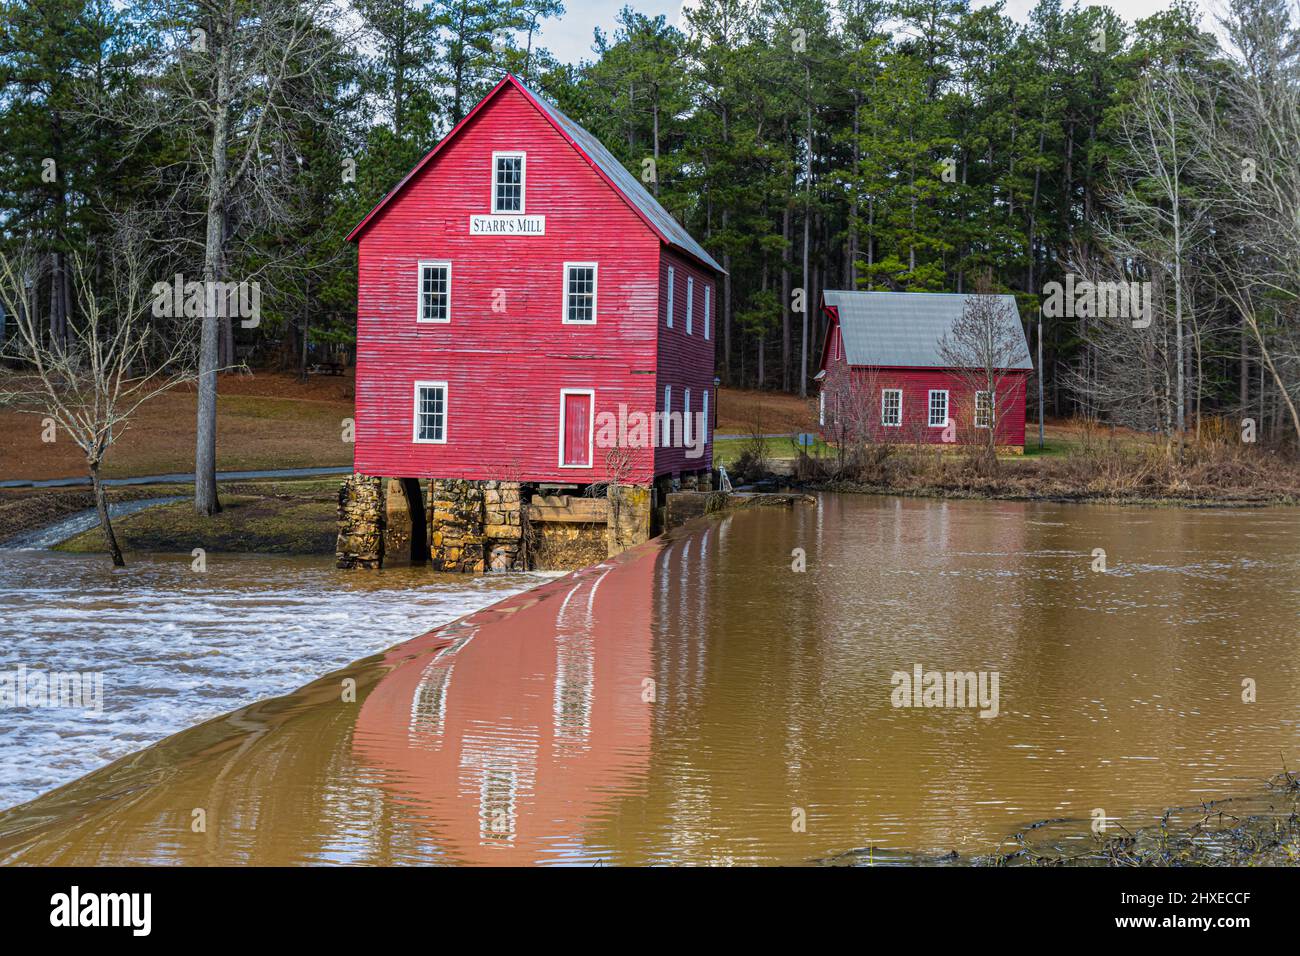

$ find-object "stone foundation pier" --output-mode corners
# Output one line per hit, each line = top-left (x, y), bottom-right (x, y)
(336, 474), (384, 569)
(337, 475), (654, 572)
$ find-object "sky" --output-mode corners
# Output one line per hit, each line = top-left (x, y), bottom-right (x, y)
(535, 0), (1223, 65)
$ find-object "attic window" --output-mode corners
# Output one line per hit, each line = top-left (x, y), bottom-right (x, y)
(492, 152), (525, 213)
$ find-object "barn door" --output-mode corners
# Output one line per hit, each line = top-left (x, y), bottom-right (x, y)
(561, 391), (592, 468)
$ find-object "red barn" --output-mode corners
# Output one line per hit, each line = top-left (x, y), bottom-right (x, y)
(346, 74), (723, 490)
(816, 291), (1032, 451)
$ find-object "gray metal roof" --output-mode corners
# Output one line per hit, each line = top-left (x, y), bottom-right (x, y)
(523, 81), (724, 274)
(823, 290), (1033, 370)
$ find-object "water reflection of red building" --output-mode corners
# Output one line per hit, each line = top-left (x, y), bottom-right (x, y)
(353, 550), (655, 864)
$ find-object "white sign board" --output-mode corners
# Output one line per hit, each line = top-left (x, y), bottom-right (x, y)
(470, 215), (546, 236)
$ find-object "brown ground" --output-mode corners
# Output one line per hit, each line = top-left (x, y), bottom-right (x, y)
(0, 371), (357, 482)
(715, 387), (817, 434)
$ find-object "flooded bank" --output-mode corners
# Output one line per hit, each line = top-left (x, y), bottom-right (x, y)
(1, 495), (1297, 865)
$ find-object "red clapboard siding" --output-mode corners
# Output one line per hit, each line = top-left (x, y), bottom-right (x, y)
(655, 248), (717, 476)
(844, 367), (1028, 446)
(350, 77), (720, 484)
(817, 314), (1028, 447)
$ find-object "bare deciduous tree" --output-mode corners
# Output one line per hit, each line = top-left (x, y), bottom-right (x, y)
(937, 287), (1031, 468)
(0, 223), (196, 566)
(1184, 0), (1300, 445)
(1063, 245), (1179, 438)
(818, 359), (883, 475)
(104, 0), (349, 515)
(1103, 68), (1210, 458)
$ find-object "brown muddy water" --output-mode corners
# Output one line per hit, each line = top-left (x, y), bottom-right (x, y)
(0, 495), (1297, 865)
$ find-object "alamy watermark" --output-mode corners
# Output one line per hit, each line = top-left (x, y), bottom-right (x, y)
(890, 663), (999, 718)
(151, 273), (261, 328)
(1042, 274), (1151, 328)
(595, 404), (708, 459)
(0, 664), (103, 714)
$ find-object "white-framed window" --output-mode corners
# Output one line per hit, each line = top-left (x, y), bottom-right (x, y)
(928, 389), (949, 428)
(662, 385), (672, 446)
(686, 276), (694, 334)
(417, 261), (451, 323)
(491, 151), (525, 213)
(974, 390), (994, 428)
(819, 390), (826, 426)
(881, 388), (902, 427)
(412, 381), (448, 443)
(683, 388), (692, 444)
(562, 262), (597, 324)
(666, 266), (675, 328)
(703, 389), (710, 440)
(704, 284), (711, 339)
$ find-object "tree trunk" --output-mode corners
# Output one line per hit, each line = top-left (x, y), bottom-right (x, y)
(91, 462), (124, 568)
(1239, 319), (1249, 410)
(1251, 319), (1300, 445)
(781, 200), (791, 392)
(800, 65), (811, 399)
(195, 21), (232, 517)
(651, 95), (660, 198)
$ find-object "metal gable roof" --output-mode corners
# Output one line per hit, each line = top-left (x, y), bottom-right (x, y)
(517, 80), (723, 274)
(823, 290), (1033, 371)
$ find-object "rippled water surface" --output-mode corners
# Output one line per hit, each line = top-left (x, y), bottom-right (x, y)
(0, 552), (540, 808)
(1, 496), (1298, 865)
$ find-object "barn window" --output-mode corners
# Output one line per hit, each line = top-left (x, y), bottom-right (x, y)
(662, 385), (672, 446)
(492, 151), (525, 213)
(686, 277), (694, 334)
(413, 381), (447, 443)
(562, 263), (597, 324)
(703, 389), (710, 437)
(683, 388), (692, 444)
(928, 390), (949, 428)
(881, 389), (902, 427)
(666, 267), (675, 328)
(703, 285), (711, 339)
(974, 391), (993, 428)
(417, 261), (451, 323)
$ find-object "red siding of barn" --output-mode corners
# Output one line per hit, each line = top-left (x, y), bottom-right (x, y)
(839, 367), (1028, 446)
(655, 248), (716, 476)
(351, 79), (721, 484)
(818, 310), (1028, 447)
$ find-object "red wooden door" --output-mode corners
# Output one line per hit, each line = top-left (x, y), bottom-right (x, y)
(562, 392), (591, 467)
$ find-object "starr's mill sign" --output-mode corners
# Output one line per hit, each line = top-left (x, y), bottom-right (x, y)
(470, 214), (546, 235)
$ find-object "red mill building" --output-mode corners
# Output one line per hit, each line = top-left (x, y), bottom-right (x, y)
(336, 75), (723, 572)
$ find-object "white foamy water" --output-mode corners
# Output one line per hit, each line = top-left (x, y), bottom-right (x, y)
(0, 551), (544, 809)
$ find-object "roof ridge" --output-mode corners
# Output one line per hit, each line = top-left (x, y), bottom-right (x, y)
(347, 73), (723, 275)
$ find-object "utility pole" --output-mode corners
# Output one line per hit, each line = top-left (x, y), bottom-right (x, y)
(799, 60), (812, 399)
(1037, 305), (1045, 451)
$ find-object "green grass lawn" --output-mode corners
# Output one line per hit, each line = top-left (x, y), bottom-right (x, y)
(712, 435), (1066, 468)
(712, 435), (834, 468)
(1016, 436), (1076, 459)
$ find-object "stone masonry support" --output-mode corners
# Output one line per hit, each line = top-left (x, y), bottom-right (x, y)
(336, 473), (385, 569)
